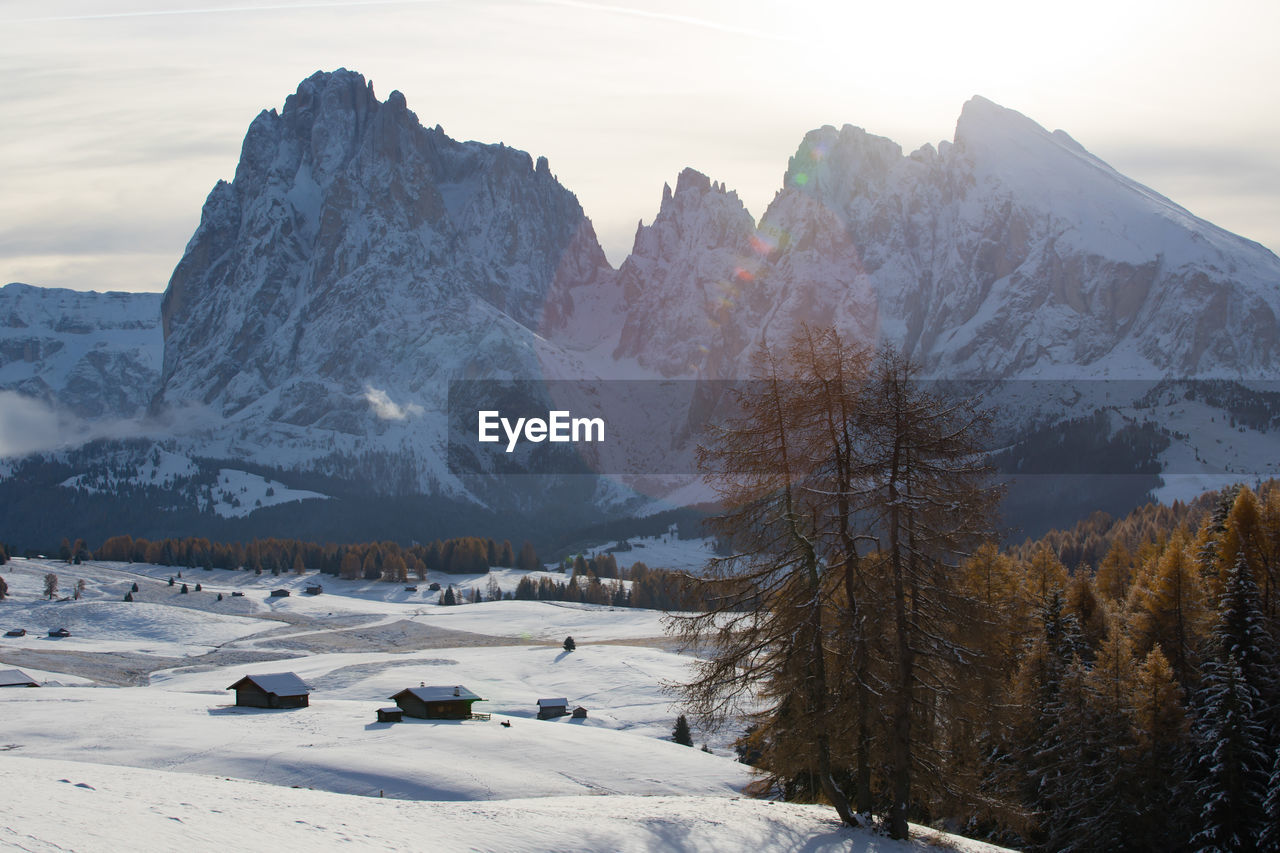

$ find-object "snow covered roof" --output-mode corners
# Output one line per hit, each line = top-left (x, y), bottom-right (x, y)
(227, 672), (311, 697)
(537, 698), (569, 707)
(392, 685), (483, 703)
(0, 669), (38, 687)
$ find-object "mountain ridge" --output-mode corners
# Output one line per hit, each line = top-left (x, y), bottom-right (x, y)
(4, 70), (1280, 543)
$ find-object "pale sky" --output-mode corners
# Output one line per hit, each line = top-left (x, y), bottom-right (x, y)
(2, 0), (1278, 292)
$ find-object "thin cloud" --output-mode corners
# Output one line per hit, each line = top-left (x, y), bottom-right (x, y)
(0, 391), (65, 457)
(364, 386), (424, 421)
(4, 0), (451, 24)
(0, 391), (205, 457)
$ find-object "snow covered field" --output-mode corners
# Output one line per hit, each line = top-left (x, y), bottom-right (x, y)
(0, 556), (1008, 851)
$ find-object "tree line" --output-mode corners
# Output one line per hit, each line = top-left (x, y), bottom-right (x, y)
(671, 326), (1280, 850)
(512, 560), (708, 611)
(951, 481), (1280, 851)
(91, 534), (541, 581)
(78, 531), (707, 612)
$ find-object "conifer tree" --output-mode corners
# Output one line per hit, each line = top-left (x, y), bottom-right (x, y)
(1000, 586), (1085, 842)
(1095, 539), (1133, 602)
(1131, 646), (1192, 848)
(1027, 659), (1091, 851)
(673, 714), (693, 746)
(1133, 530), (1208, 689)
(517, 541), (539, 572)
(1192, 553), (1274, 852)
(1261, 746), (1280, 853)
(1072, 614), (1140, 851)
(339, 550), (361, 580)
(1194, 658), (1268, 853)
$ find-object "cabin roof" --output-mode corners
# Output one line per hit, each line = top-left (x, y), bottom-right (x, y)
(537, 697), (569, 707)
(392, 685), (483, 703)
(0, 668), (37, 686)
(226, 672), (311, 696)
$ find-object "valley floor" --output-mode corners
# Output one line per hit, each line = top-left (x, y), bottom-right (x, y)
(0, 557), (1009, 852)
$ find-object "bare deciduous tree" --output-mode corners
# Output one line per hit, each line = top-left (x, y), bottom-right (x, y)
(672, 328), (999, 838)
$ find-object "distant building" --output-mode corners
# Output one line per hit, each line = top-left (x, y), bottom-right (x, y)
(47, 628), (71, 638)
(376, 707), (403, 723)
(4, 628), (26, 637)
(390, 685), (485, 720)
(269, 589), (291, 598)
(572, 706), (588, 719)
(0, 668), (38, 688)
(305, 585), (323, 595)
(537, 698), (569, 719)
(226, 672), (311, 709)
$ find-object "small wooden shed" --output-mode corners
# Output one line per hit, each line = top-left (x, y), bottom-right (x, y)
(305, 584), (323, 595)
(227, 672), (311, 709)
(376, 706), (403, 723)
(537, 698), (569, 719)
(0, 668), (39, 688)
(48, 627), (71, 638)
(390, 685), (484, 720)
(269, 589), (291, 598)
(572, 706), (588, 719)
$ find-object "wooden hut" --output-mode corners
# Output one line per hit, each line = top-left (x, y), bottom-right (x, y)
(390, 685), (485, 720)
(572, 706), (588, 719)
(226, 672), (311, 708)
(305, 584), (323, 595)
(0, 668), (39, 688)
(269, 589), (291, 598)
(537, 698), (569, 719)
(376, 707), (403, 723)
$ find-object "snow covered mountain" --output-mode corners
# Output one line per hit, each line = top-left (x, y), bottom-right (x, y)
(616, 96), (1280, 382)
(0, 282), (162, 418)
(151, 69), (618, 496)
(5, 73), (1280, 544)
(612, 168), (760, 379)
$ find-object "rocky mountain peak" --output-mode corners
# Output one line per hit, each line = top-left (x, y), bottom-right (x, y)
(153, 68), (615, 478)
(613, 169), (760, 377)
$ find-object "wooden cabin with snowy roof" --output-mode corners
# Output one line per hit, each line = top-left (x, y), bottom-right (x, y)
(0, 668), (39, 688)
(390, 685), (485, 720)
(537, 697), (569, 719)
(226, 672), (311, 709)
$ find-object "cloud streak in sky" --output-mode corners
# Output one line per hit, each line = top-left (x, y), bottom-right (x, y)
(3, 0), (450, 24)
